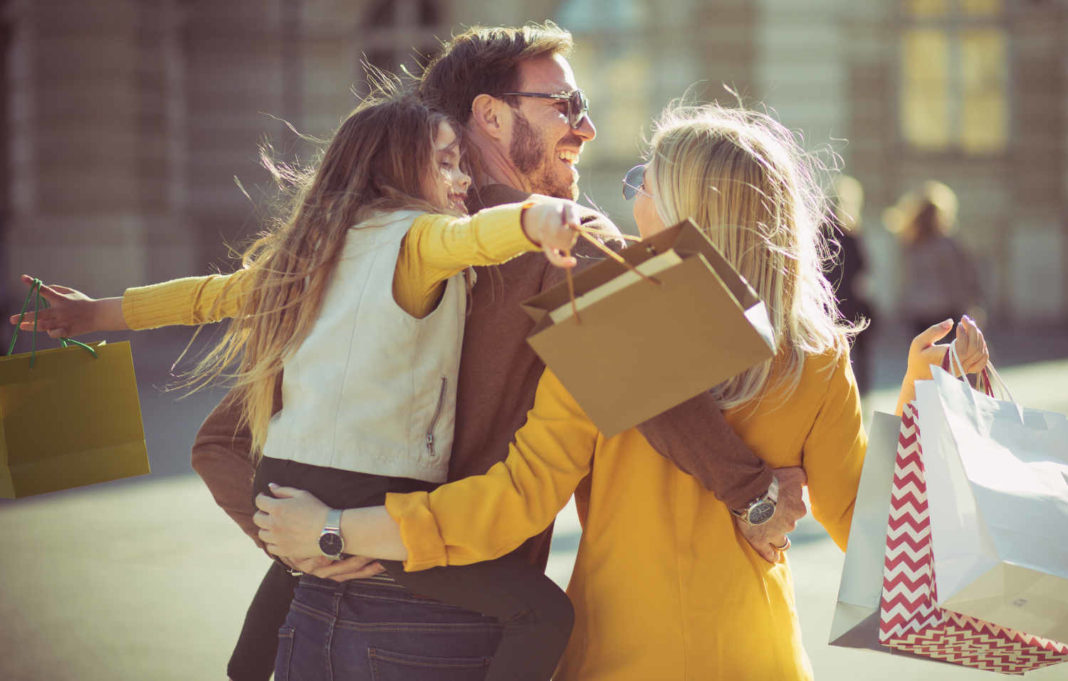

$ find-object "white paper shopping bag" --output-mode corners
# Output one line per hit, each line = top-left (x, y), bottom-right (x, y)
(829, 411), (907, 650)
(878, 403), (1068, 674)
(914, 364), (1068, 643)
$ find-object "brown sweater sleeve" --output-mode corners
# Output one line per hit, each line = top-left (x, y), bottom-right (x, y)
(635, 392), (773, 509)
(190, 380), (281, 548)
(562, 209), (774, 509)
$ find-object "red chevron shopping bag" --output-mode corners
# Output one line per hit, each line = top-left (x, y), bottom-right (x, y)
(877, 402), (1068, 674)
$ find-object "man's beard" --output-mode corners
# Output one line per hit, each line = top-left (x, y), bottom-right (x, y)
(509, 111), (579, 200)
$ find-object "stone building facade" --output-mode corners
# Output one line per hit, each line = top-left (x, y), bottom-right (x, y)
(3, 0), (1065, 324)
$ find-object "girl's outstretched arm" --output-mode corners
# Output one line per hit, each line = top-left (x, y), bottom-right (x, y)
(9, 274), (126, 338)
(396, 199), (579, 318)
(10, 269), (253, 337)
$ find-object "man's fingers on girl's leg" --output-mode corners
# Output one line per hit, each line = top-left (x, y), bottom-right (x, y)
(255, 492), (279, 510)
(351, 563), (386, 580)
(253, 509), (271, 528)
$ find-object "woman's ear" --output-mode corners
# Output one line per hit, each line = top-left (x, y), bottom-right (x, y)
(470, 94), (509, 141)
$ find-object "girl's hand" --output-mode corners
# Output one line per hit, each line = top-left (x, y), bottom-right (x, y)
(254, 484), (330, 561)
(521, 198), (580, 269)
(895, 315), (989, 415)
(8, 274), (127, 337)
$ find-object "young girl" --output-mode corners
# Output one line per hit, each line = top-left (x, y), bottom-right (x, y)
(13, 90), (580, 681)
(252, 103), (990, 680)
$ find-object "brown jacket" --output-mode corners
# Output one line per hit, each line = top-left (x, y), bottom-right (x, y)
(190, 186), (772, 566)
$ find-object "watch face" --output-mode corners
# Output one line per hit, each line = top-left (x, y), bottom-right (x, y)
(319, 532), (344, 558)
(748, 501), (775, 526)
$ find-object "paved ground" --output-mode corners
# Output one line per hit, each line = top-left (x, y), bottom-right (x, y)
(1, 324), (1066, 680)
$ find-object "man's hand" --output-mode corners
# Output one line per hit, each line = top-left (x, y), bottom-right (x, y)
(254, 484), (330, 560)
(280, 554), (386, 583)
(734, 467), (807, 563)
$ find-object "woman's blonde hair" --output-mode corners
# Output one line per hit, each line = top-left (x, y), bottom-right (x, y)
(647, 103), (856, 409)
(183, 86), (456, 457)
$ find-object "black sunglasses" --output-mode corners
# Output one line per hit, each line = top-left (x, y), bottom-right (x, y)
(622, 164), (650, 201)
(499, 89), (590, 129)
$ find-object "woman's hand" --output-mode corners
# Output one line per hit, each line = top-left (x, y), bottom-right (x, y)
(907, 315), (988, 379)
(895, 315), (989, 415)
(8, 274), (127, 337)
(254, 484), (330, 561)
(521, 198), (580, 269)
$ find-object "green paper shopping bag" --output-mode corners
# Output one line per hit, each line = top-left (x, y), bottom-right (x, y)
(1, 280), (149, 498)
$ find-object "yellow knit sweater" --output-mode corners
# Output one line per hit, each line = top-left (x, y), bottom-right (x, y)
(386, 350), (866, 681)
(120, 205), (535, 327)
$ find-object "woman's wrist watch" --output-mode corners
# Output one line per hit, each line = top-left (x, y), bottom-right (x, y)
(730, 475), (779, 526)
(318, 508), (345, 560)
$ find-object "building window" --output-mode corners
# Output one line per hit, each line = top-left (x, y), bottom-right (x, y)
(900, 0), (1007, 154)
(359, 0), (447, 82)
(557, 0), (651, 161)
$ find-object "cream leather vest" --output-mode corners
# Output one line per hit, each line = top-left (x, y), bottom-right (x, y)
(261, 210), (465, 483)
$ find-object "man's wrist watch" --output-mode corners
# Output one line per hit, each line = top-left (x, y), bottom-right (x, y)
(318, 508), (345, 560)
(730, 475), (779, 526)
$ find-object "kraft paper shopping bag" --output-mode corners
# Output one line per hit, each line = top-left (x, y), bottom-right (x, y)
(522, 219), (775, 437)
(0, 340), (150, 498)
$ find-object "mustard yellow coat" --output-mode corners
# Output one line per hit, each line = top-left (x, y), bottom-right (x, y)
(387, 349), (867, 681)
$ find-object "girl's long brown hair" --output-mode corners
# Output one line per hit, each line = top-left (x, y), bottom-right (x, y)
(184, 85), (454, 457)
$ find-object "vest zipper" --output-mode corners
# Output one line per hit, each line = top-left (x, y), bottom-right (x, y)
(426, 376), (447, 457)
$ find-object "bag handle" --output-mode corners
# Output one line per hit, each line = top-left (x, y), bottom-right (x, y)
(6, 277), (98, 368)
(562, 223), (661, 325)
(942, 340), (1015, 404)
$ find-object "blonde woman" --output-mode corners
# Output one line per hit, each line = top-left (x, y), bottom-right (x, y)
(255, 104), (989, 679)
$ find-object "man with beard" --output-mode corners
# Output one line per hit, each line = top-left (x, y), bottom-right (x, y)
(194, 23), (805, 681)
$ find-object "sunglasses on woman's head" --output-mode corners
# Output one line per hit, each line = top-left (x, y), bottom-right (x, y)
(499, 89), (591, 129)
(622, 164), (650, 201)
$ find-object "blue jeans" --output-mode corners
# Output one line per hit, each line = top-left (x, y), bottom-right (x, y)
(275, 576), (503, 681)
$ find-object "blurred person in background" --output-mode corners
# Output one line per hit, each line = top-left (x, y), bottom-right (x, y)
(825, 174), (874, 394)
(889, 180), (984, 336)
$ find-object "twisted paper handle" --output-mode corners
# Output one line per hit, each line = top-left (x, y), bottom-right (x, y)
(941, 340), (1010, 402)
(6, 277), (97, 368)
(562, 223), (661, 324)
